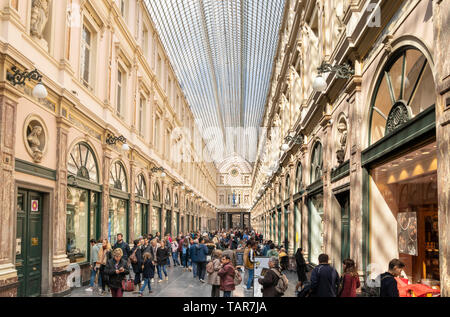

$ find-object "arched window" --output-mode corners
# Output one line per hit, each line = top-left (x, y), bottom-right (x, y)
(295, 163), (302, 193)
(153, 183), (161, 202)
(165, 189), (171, 205)
(285, 174), (290, 200)
(135, 174), (147, 198)
(174, 193), (179, 208)
(370, 47), (435, 144)
(68, 142), (99, 183)
(110, 161), (128, 191)
(186, 199), (189, 211)
(311, 142), (323, 183)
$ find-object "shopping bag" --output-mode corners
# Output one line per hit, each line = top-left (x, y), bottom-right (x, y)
(122, 278), (135, 292)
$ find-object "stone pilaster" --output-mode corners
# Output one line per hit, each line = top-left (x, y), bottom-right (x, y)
(288, 161), (296, 255)
(0, 87), (19, 296)
(101, 147), (112, 240)
(433, 0), (450, 297)
(148, 171), (154, 234)
(161, 181), (166, 236)
(129, 159), (136, 242)
(321, 115), (333, 262)
(51, 117), (72, 295)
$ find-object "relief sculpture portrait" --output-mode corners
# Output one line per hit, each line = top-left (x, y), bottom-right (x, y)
(30, 0), (51, 39)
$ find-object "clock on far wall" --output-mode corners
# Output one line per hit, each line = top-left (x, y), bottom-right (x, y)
(230, 168), (239, 177)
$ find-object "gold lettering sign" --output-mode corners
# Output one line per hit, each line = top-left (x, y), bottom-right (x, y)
(31, 237), (39, 246)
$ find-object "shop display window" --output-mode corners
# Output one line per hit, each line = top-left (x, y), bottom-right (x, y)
(109, 197), (127, 244)
(309, 193), (324, 264)
(66, 188), (88, 263)
(152, 207), (161, 235)
(134, 203), (143, 239)
(371, 141), (439, 287)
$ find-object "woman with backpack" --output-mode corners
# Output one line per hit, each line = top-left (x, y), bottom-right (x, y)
(218, 254), (236, 298)
(139, 252), (154, 296)
(104, 248), (129, 297)
(258, 256), (285, 297)
(96, 238), (111, 295)
(156, 239), (170, 282)
(207, 249), (223, 297)
(339, 258), (360, 297)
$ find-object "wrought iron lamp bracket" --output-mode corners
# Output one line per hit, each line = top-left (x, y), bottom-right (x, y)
(151, 167), (165, 173)
(106, 134), (126, 145)
(285, 134), (304, 145)
(317, 62), (354, 79)
(7, 66), (43, 86)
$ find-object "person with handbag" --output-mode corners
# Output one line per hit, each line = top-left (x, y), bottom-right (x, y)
(207, 249), (223, 297)
(171, 239), (180, 267)
(156, 239), (170, 282)
(339, 258), (360, 297)
(96, 239), (111, 295)
(105, 248), (129, 297)
(218, 254), (235, 298)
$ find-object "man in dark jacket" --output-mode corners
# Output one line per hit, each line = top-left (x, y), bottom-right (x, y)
(258, 256), (283, 297)
(190, 239), (199, 278)
(310, 254), (340, 297)
(196, 237), (209, 283)
(113, 233), (131, 261)
(380, 259), (405, 297)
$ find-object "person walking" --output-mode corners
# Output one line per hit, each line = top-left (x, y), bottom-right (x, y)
(310, 254), (340, 297)
(139, 252), (154, 296)
(379, 259), (405, 297)
(113, 233), (131, 262)
(258, 257), (284, 297)
(196, 237), (209, 283)
(156, 240), (170, 282)
(172, 239), (180, 267)
(245, 241), (257, 290)
(149, 239), (159, 283)
(86, 239), (102, 292)
(339, 259), (360, 297)
(190, 239), (199, 278)
(218, 254), (235, 298)
(130, 239), (143, 293)
(207, 249), (223, 297)
(105, 248), (129, 297)
(96, 239), (111, 295)
(180, 238), (190, 271)
(279, 248), (289, 272)
(294, 248), (308, 292)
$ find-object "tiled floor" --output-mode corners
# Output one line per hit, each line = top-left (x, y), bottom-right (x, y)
(68, 265), (300, 298)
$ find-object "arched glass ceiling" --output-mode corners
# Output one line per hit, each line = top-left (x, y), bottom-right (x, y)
(144, 0), (285, 163)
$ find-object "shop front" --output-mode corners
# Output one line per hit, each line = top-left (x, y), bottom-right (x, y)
(108, 161), (129, 245)
(134, 173), (149, 238)
(66, 142), (101, 264)
(152, 183), (162, 235)
(363, 47), (441, 290)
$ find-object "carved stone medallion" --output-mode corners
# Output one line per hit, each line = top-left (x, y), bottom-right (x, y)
(24, 115), (48, 163)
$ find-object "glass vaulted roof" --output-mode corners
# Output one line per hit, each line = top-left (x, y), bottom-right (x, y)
(145, 0), (286, 163)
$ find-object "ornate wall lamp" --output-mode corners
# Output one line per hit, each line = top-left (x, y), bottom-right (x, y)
(106, 134), (130, 151)
(151, 166), (166, 178)
(7, 66), (48, 98)
(281, 133), (304, 151)
(313, 62), (355, 92)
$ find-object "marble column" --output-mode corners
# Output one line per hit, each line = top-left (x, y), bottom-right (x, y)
(321, 114), (333, 262)
(280, 173), (286, 249)
(51, 117), (72, 294)
(129, 159), (136, 242)
(433, 0), (450, 296)
(101, 147), (112, 240)
(288, 159), (296, 255)
(161, 181), (166, 236)
(0, 87), (19, 296)
(148, 171), (153, 235)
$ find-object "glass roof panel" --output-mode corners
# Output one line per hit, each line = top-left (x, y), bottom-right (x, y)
(144, 0), (286, 163)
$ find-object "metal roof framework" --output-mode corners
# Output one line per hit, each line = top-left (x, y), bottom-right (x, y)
(144, 0), (285, 163)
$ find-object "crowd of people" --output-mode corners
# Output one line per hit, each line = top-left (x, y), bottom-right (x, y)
(85, 229), (406, 298)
